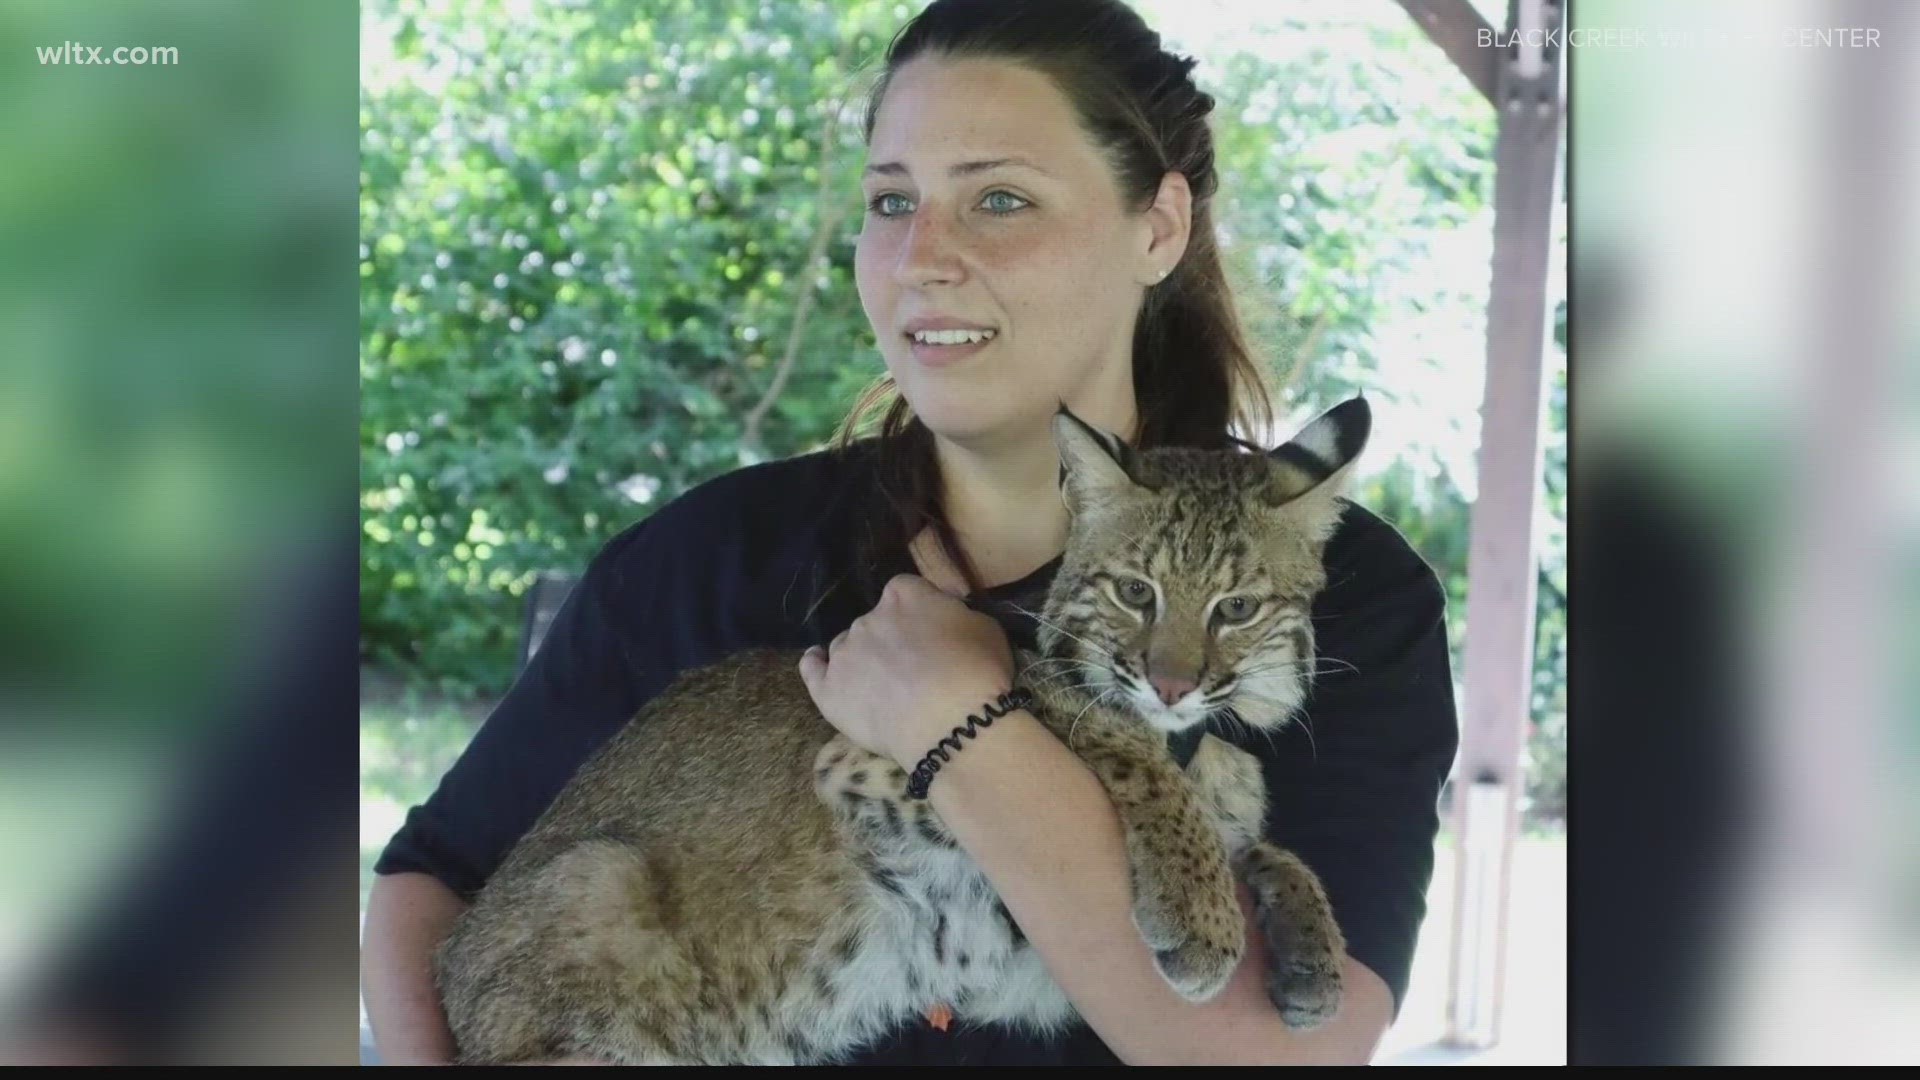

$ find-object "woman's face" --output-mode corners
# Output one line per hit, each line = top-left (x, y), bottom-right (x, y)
(855, 56), (1186, 445)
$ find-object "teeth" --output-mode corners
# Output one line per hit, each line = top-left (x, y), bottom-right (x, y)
(911, 328), (995, 345)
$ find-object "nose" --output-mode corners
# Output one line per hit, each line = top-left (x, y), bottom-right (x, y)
(1151, 675), (1197, 707)
(896, 213), (963, 288)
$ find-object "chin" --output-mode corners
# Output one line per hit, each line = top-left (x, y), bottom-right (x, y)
(1123, 689), (1210, 735)
(902, 389), (1058, 446)
(917, 414), (1011, 445)
(898, 396), (1020, 443)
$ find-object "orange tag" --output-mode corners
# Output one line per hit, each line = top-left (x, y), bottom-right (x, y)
(924, 1002), (953, 1032)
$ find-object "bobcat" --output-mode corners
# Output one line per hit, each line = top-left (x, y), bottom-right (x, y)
(433, 398), (1371, 1064)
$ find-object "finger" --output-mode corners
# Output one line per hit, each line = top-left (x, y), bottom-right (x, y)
(882, 573), (926, 603)
(889, 573), (953, 607)
(797, 644), (826, 685)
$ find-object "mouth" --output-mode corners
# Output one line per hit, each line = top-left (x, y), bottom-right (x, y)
(904, 326), (997, 367)
(1111, 676), (1210, 734)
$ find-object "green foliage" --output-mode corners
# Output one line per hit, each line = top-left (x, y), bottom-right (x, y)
(361, 0), (901, 688)
(361, 0), (1566, 832)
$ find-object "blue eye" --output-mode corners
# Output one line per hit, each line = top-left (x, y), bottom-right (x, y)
(863, 190), (1029, 218)
(981, 190), (1028, 214)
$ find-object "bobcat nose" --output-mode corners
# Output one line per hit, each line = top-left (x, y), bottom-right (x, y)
(1151, 675), (1197, 707)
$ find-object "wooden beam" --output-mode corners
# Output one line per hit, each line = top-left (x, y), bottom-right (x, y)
(1444, 0), (1564, 1051)
(1394, 0), (1499, 103)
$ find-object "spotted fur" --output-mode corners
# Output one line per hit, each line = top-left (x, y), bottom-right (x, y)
(433, 398), (1371, 1064)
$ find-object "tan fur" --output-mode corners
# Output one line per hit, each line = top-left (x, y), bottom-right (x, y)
(433, 402), (1368, 1064)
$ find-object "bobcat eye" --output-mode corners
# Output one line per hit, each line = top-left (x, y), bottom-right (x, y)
(1216, 596), (1257, 624)
(1118, 578), (1154, 607)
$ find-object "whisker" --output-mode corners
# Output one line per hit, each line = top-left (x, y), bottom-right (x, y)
(1236, 658), (1359, 681)
(1025, 667), (1104, 693)
(1017, 655), (1108, 690)
(1240, 651), (1357, 673)
(1212, 707), (1282, 756)
(1018, 655), (1104, 672)
(1294, 709), (1318, 761)
(1009, 604), (1117, 663)
(1067, 687), (1121, 751)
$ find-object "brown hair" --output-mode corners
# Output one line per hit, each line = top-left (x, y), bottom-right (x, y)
(836, 0), (1273, 594)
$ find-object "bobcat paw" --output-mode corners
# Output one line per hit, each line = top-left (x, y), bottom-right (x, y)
(1129, 870), (1243, 1002)
(1149, 937), (1241, 1003)
(1268, 955), (1343, 1030)
(1237, 840), (1347, 1029)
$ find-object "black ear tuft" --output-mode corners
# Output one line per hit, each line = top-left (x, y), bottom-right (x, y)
(1263, 396), (1372, 505)
(1052, 407), (1144, 514)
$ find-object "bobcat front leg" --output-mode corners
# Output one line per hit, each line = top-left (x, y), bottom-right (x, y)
(1237, 841), (1345, 1030)
(1181, 734), (1345, 1030)
(1046, 712), (1245, 1003)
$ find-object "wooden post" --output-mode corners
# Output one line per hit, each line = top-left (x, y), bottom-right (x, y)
(1439, 0), (1564, 1050)
(1393, 0), (1498, 104)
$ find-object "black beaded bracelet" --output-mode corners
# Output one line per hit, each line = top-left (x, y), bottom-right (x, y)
(904, 687), (1036, 800)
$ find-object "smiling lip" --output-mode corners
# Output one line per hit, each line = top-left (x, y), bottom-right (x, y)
(902, 316), (996, 336)
(903, 323), (997, 368)
(906, 334), (994, 368)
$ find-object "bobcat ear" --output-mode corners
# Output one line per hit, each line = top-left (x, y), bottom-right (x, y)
(1052, 405), (1146, 517)
(1263, 396), (1372, 507)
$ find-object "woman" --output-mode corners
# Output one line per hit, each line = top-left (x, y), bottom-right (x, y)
(362, 0), (1458, 1065)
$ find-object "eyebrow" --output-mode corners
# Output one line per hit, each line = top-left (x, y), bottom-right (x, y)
(862, 157), (1055, 180)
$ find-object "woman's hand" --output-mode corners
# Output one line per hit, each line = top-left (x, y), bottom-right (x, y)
(797, 574), (1016, 768)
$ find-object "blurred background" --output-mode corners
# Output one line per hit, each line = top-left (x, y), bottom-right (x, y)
(0, 0), (1910, 1068)
(0, 0), (360, 1065)
(1569, 0), (1920, 1066)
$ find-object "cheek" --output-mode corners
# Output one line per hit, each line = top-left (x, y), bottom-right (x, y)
(853, 235), (889, 311)
(994, 228), (1134, 346)
(1213, 637), (1254, 680)
(1062, 598), (1131, 653)
(991, 225), (1112, 297)
(854, 237), (907, 376)
(1107, 609), (1152, 658)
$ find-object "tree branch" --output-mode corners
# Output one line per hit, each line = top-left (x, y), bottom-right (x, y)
(741, 42), (858, 455)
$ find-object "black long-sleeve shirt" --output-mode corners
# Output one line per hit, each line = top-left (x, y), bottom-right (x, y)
(375, 439), (1459, 1064)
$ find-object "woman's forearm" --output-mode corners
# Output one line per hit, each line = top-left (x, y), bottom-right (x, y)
(362, 871), (466, 1066)
(925, 709), (1391, 1065)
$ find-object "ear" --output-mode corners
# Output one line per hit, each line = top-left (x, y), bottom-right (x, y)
(1138, 171), (1193, 285)
(1052, 406), (1146, 517)
(1263, 395), (1372, 508)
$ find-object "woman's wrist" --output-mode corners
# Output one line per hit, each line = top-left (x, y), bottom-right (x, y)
(919, 703), (1077, 842)
(889, 679), (1021, 774)
(900, 686), (1036, 798)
